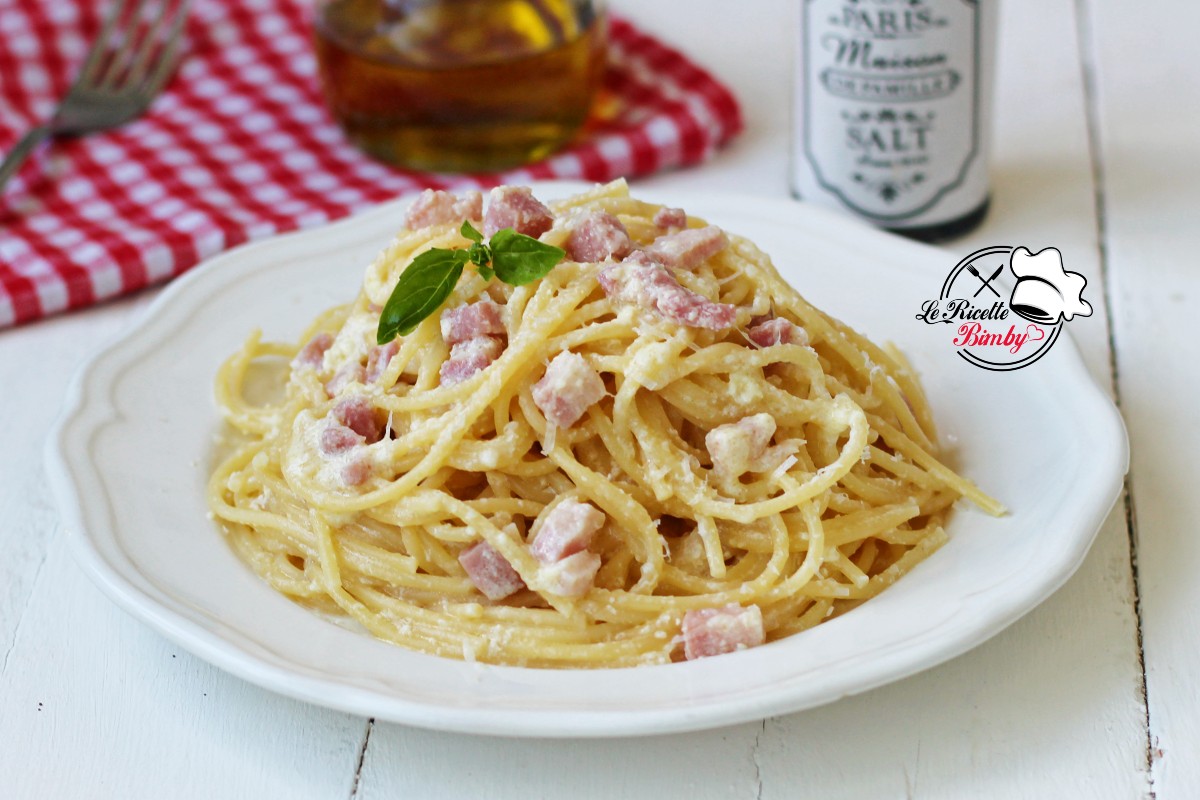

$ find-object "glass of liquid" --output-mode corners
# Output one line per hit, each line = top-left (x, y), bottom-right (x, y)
(313, 0), (607, 173)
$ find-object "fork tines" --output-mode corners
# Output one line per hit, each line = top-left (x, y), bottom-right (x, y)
(79, 0), (192, 98)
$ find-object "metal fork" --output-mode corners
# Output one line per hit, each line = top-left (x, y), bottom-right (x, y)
(0, 0), (192, 194)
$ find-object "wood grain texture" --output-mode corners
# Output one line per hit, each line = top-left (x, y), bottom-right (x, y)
(1081, 0), (1200, 794)
(0, 540), (369, 799)
(351, 2), (1150, 797)
(755, 0), (1150, 796)
(0, 300), (369, 800)
(0, 0), (1173, 796)
(0, 305), (128, 673)
(357, 722), (765, 800)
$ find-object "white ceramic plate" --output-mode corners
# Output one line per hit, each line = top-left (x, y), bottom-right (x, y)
(47, 181), (1127, 737)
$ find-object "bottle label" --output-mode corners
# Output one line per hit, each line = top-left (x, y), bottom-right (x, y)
(797, 0), (981, 224)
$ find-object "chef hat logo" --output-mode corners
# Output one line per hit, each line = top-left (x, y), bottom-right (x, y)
(1007, 246), (1092, 325)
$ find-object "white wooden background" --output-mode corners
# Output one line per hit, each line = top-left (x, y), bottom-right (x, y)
(2, 1), (1196, 797)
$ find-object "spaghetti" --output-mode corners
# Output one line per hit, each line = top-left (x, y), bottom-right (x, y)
(209, 180), (1002, 668)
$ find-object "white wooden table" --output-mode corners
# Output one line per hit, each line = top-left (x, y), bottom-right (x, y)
(2, 1), (1195, 797)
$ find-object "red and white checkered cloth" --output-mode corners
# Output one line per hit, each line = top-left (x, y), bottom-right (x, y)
(0, 1), (741, 328)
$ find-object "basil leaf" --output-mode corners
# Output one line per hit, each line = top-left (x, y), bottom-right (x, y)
(477, 265), (495, 281)
(460, 220), (484, 243)
(489, 228), (566, 286)
(466, 241), (491, 267)
(376, 248), (468, 344)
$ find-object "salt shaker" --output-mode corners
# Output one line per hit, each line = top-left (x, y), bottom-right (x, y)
(792, 1), (997, 241)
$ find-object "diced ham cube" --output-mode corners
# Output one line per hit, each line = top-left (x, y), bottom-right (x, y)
(404, 189), (483, 230)
(653, 206), (688, 230)
(319, 423), (362, 456)
(526, 498), (606, 598)
(333, 396), (383, 442)
(747, 317), (809, 347)
(530, 499), (606, 564)
(566, 211), (633, 263)
(682, 604), (765, 660)
(705, 413), (776, 476)
(644, 225), (728, 271)
(531, 351), (606, 429)
(293, 332), (332, 370)
(483, 186), (554, 238)
(340, 452), (373, 487)
(440, 300), (505, 345)
(439, 335), (505, 387)
(365, 341), (399, 383)
(540, 551), (601, 598)
(598, 251), (737, 330)
(324, 362), (365, 397)
(459, 540), (525, 601)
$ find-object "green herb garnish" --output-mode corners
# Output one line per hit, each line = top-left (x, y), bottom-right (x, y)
(376, 222), (564, 345)
(488, 227), (566, 286)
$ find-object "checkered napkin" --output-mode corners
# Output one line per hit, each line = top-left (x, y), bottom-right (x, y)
(0, 1), (742, 328)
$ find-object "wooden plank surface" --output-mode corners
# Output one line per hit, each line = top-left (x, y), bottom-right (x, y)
(0, 0), (1172, 796)
(353, 2), (1151, 796)
(358, 723), (765, 800)
(0, 299), (371, 800)
(762, 0), (1150, 793)
(1081, 0), (1200, 794)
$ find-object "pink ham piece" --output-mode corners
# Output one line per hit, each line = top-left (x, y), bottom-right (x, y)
(365, 341), (399, 383)
(653, 206), (688, 230)
(747, 317), (809, 348)
(682, 604), (765, 660)
(324, 362), (365, 397)
(532, 351), (606, 429)
(598, 251), (736, 330)
(440, 335), (505, 387)
(541, 551), (601, 598)
(333, 396), (383, 442)
(566, 211), (633, 263)
(530, 499), (605, 564)
(644, 225), (728, 271)
(440, 300), (505, 345)
(293, 332), (332, 370)
(403, 189), (482, 230)
(319, 400), (379, 488)
(340, 452), (373, 487)
(483, 186), (554, 238)
(319, 423), (362, 456)
(705, 413), (776, 476)
(459, 540), (525, 601)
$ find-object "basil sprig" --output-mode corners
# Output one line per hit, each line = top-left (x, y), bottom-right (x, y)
(376, 222), (564, 345)
(489, 228), (566, 286)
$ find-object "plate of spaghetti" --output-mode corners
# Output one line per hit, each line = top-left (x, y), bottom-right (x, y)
(48, 180), (1127, 736)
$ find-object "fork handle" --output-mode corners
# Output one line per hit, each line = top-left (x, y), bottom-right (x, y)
(0, 126), (52, 195)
